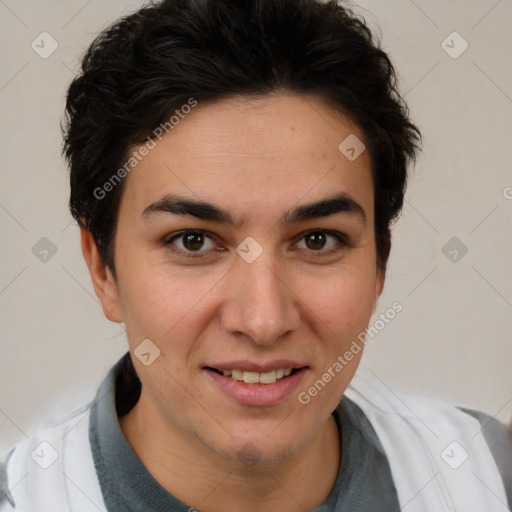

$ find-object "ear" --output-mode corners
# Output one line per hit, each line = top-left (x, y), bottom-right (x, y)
(371, 267), (386, 315)
(375, 267), (385, 298)
(80, 227), (123, 323)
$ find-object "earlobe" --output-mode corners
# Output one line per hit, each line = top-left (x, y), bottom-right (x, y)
(376, 267), (385, 298)
(371, 267), (386, 315)
(80, 227), (123, 323)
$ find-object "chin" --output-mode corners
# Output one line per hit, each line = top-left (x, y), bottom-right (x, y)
(214, 435), (305, 467)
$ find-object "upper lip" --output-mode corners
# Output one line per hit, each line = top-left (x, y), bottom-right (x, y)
(204, 360), (308, 373)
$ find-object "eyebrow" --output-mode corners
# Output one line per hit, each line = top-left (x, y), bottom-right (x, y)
(142, 192), (366, 226)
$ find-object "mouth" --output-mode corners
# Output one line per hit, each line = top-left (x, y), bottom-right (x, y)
(204, 366), (304, 385)
(203, 362), (309, 406)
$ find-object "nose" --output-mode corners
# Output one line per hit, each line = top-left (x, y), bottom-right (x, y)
(220, 253), (301, 346)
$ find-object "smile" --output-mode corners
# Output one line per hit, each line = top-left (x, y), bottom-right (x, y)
(203, 364), (309, 406)
(206, 367), (298, 385)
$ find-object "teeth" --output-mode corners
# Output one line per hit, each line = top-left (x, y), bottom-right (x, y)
(232, 369), (244, 381)
(218, 368), (295, 384)
(259, 370), (276, 384)
(243, 371), (260, 384)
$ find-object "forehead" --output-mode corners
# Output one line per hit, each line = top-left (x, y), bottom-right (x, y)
(119, 94), (374, 225)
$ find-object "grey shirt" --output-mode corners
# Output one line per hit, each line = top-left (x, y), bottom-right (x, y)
(86, 353), (511, 512)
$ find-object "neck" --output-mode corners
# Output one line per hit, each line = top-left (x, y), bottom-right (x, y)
(119, 390), (341, 512)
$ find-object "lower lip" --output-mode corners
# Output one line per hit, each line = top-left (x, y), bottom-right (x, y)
(204, 368), (308, 406)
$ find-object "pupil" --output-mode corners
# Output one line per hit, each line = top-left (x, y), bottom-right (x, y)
(306, 232), (326, 250)
(184, 232), (204, 251)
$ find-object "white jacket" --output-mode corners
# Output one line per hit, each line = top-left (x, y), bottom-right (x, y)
(0, 403), (107, 512)
(345, 371), (509, 511)
(0, 370), (508, 511)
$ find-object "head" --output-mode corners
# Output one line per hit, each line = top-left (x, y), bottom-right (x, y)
(63, 0), (420, 464)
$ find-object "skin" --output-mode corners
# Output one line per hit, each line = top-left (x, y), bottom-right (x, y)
(81, 94), (385, 512)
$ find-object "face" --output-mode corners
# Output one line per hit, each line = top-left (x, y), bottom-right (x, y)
(92, 94), (384, 464)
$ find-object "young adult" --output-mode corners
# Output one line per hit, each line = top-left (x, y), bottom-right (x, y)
(1, 1), (510, 510)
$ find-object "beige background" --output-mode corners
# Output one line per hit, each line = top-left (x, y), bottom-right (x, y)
(0, 0), (511, 454)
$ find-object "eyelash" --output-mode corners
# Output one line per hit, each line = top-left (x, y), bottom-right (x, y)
(164, 229), (351, 259)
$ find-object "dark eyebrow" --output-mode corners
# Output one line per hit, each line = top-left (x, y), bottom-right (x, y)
(142, 194), (241, 226)
(142, 193), (366, 226)
(281, 193), (366, 226)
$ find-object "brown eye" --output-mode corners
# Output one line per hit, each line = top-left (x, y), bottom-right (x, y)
(304, 231), (327, 250)
(183, 232), (205, 251)
(295, 230), (348, 255)
(166, 230), (217, 255)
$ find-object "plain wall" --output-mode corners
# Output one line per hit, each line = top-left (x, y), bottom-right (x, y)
(0, 0), (511, 454)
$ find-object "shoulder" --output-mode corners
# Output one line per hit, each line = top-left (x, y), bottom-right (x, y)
(459, 407), (512, 506)
(344, 370), (511, 509)
(0, 402), (105, 511)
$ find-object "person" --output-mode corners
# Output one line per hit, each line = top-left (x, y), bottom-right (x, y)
(1, 0), (510, 510)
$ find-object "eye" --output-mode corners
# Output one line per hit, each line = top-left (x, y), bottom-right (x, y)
(165, 229), (350, 260)
(166, 230), (217, 256)
(295, 230), (348, 255)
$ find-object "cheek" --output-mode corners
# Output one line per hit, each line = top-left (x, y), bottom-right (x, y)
(301, 266), (377, 338)
(117, 261), (226, 343)
(334, 282), (375, 334)
(296, 272), (375, 409)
